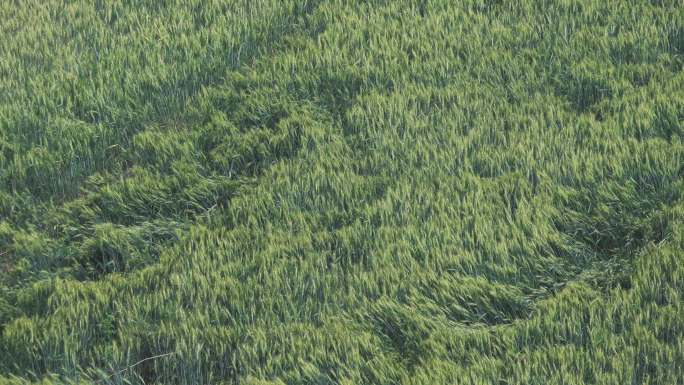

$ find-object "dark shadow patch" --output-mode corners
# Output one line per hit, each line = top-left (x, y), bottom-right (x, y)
(557, 74), (613, 113)
(552, 179), (675, 292)
(366, 300), (435, 372)
(668, 27), (684, 55)
(74, 221), (180, 279)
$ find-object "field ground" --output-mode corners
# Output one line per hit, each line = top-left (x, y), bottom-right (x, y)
(1, 1), (684, 384)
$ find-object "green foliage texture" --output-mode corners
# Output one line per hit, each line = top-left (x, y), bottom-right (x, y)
(1, 0), (684, 384)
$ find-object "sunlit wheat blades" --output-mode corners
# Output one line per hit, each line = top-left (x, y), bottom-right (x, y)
(1, 0), (684, 384)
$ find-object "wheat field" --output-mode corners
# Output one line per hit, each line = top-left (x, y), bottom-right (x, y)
(1, 1), (684, 384)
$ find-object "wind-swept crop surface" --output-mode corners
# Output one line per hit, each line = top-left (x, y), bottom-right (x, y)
(1, 0), (684, 384)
